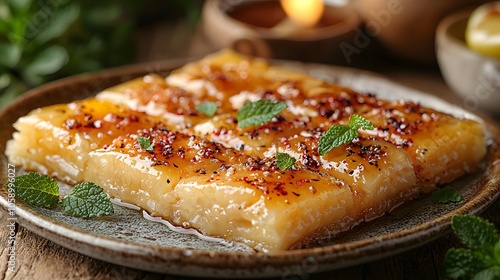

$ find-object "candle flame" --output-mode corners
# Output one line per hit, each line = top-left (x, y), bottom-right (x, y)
(280, 0), (324, 27)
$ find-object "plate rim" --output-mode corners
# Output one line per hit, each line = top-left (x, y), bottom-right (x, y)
(0, 58), (499, 277)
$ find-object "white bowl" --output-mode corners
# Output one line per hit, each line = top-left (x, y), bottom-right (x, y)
(436, 9), (500, 118)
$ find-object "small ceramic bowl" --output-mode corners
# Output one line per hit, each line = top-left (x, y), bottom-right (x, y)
(436, 9), (500, 117)
(200, 0), (361, 64)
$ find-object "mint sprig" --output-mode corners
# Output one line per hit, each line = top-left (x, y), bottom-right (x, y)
(5, 172), (59, 207)
(318, 114), (375, 156)
(137, 136), (154, 151)
(196, 102), (217, 117)
(4, 173), (113, 218)
(444, 215), (500, 279)
(62, 182), (114, 218)
(432, 186), (463, 204)
(276, 152), (296, 171)
(237, 100), (287, 128)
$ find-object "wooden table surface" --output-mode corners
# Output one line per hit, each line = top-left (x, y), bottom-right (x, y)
(1, 19), (499, 280)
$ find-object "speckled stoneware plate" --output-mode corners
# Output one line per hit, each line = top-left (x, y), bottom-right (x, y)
(0, 58), (499, 278)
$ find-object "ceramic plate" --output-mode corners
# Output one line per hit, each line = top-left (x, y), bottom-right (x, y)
(0, 59), (499, 278)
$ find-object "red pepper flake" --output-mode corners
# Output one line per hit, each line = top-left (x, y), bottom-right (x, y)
(241, 176), (253, 183)
(302, 153), (320, 169)
(273, 182), (288, 196)
(177, 147), (186, 159)
(129, 114), (139, 122)
(195, 168), (207, 174)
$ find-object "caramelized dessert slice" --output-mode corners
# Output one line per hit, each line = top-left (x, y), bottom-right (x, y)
(5, 99), (159, 183)
(83, 124), (417, 252)
(96, 50), (486, 189)
(5, 50), (487, 252)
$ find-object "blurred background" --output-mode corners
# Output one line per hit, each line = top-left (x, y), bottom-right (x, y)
(0, 0), (498, 116)
(0, 0), (203, 107)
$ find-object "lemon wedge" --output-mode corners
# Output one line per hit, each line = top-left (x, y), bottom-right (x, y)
(465, 2), (500, 59)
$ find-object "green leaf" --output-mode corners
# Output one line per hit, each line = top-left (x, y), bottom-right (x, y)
(137, 136), (154, 151)
(494, 266), (500, 278)
(0, 43), (21, 68)
(237, 100), (287, 128)
(35, 3), (80, 44)
(452, 215), (500, 251)
(62, 182), (114, 218)
(318, 114), (375, 156)
(318, 125), (357, 156)
(444, 248), (487, 279)
(196, 102), (217, 117)
(276, 152), (296, 171)
(4, 172), (59, 207)
(432, 186), (463, 204)
(494, 240), (500, 263)
(24, 45), (68, 76)
(473, 267), (498, 280)
(349, 114), (375, 130)
(0, 73), (11, 90)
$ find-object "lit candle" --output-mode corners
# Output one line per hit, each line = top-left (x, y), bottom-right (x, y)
(199, 0), (362, 63)
(281, 0), (324, 27)
(273, 0), (325, 36)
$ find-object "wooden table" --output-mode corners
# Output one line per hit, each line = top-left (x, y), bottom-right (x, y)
(1, 19), (499, 280)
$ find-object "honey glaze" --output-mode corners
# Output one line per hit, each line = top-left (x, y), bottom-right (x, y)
(5, 50), (487, 253)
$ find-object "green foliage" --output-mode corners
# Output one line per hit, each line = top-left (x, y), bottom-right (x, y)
(0, 0), (143, 108)
(444, 215), (500, 279)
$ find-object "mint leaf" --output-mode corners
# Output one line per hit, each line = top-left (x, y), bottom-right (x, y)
(432, 186), (463, 204)
(237, 100), (287, 128)
(452, 215), (500, 251)
(444, 248), (487, 279)
(444, 215), (500, 279)
(318, 125), (357, 156)
(4, 172), (59, 207)
(318, 114), (374, 156)
(25, 45), (69, 76)
(276, 152), (296, 171)
(62, 182), (114, 218)
(349, 114), (375, 130)
(196, 102), (217, 117)
(137, 136), (154, 151)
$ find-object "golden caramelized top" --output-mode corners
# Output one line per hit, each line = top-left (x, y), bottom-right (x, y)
(40, 50), (483, 191)
(93, 51), (484, 186)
